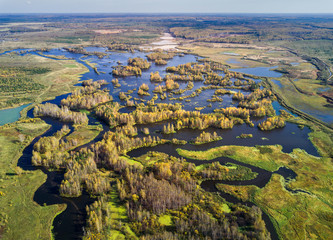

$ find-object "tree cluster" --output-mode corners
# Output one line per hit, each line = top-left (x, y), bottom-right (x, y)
(146, 52), (175, 64)
(258, 116), (286, 131)
(138, 83), (150, 96)
(127, 57), (151, 70)
(112, 66), (142, 77)
(34, 103), (88, 125)
(111, 78), (121, 88)
(61, 87), (112, 110)
(150, 71), (163, 82)
(192, 131), (221, 145)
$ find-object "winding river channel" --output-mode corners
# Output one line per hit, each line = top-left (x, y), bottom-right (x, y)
(0, 47), (320, 239)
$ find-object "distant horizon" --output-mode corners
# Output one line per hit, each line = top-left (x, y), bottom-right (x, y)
(0, 0), (332, 14)
(1, 12), (333, 15)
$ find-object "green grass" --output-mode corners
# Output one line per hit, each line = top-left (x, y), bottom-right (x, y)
(177, 145), (283, 171)
(119, 156), (143, 167)
(64, 64), (77, 68)
(267, 77), (333, 125)
(220, 203), (231, 213)
(216, 184), (259, 202)
(51, 36), (91, 44)
(182, 46), (269, 68)
(178, 143), (333, 240)
(0, 119), (65, 239)
(181, 45), (302, 68)
(195, 163), (237, 171)
(130, 151), (169, 167)
(106, 188), (138, 240)
(107, 188), (128, 222)
(254, 174), (333, 240)
(279, 40), (333, 68)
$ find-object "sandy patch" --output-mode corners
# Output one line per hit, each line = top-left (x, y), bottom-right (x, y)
(141, 33), (179, 51)
(93, 29), (125, 34)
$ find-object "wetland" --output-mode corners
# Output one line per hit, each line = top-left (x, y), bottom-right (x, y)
(0, 14), (333, 240)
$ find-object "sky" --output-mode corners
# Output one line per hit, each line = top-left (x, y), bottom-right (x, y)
(0, 0), (333, 14)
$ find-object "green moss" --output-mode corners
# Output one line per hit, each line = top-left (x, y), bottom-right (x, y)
(158, 214), (173, 226)
(177, 145), (282, 171)
(119, 156), (143, 167)
(65, 124), (101, 150)
(220, 203), (231, 213)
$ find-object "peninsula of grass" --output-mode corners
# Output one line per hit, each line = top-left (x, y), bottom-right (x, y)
(65, 124), (102, 150)
(196, 162), (258, 181)
(0, 119), (66, 239)
(254, 174), (333, 240)
(177, 145), (283, 171)
(216, 184), (259, 202)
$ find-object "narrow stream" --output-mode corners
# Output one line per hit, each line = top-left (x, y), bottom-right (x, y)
(17, 112), (102, 239)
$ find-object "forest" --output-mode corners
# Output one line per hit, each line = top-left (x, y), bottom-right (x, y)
(31, 124), (271, 240)
(0, 66), (47, 93)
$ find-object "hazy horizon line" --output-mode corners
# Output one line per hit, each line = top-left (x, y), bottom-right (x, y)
(1, 12), (333, 15)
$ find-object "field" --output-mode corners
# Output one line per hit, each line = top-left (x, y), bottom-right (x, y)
(181, 44), (302, 68)
(0, 53), (88, 110)
(0, 119), (65, 239)
(0, 17), (163, 52)
(271, 39), (333, 71)
(267, 76), (333, 126)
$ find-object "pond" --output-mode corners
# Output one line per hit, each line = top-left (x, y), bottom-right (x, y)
(0, 103), (31, 126)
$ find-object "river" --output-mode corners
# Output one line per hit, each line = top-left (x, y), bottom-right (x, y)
(0, 47), (320, 239)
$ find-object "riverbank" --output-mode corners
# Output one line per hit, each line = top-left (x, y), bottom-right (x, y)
(0, 119), (66, 239)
